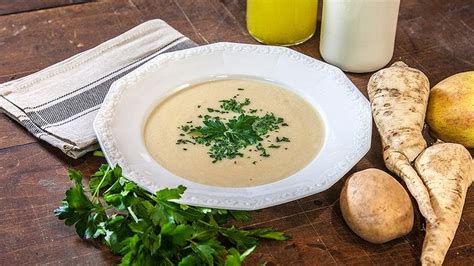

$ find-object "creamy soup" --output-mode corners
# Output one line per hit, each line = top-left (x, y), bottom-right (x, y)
(144, 79), (325, 187)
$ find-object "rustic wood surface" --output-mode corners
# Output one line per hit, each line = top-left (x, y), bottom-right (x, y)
(0, 0), (473, 265)
(0, 0), (91, 15)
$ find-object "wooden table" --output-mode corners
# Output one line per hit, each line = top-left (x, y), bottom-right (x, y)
(1, 0), (473, 265)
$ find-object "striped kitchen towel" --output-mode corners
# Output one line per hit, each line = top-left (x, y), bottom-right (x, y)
(0, 20), (197, 158)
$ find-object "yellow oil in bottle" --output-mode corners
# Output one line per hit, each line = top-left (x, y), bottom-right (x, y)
(247, 0), (318, 46)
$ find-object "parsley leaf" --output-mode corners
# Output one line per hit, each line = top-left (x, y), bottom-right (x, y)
(225, 246), (255, 266)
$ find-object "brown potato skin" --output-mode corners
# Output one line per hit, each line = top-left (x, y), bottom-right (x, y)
(340, 168), (414, 244)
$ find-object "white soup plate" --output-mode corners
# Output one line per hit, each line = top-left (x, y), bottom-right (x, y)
(93, 42), (372, 210)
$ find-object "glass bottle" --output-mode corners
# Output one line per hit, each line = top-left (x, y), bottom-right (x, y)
(319, 0), (400, 73)
(247, 0), (318, 46)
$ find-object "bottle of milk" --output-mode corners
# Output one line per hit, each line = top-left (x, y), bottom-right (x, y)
(319, 0), (401, 73)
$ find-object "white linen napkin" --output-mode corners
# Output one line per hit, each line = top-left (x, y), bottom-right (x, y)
(0, 20), (197, 158)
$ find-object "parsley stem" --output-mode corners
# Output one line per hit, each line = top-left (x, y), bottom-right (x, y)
(92, 166), (111, 202)
(127, 206), (139, 223)
(197, 219), (215, 228)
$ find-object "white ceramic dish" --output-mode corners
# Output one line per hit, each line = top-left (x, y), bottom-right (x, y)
(93, 42), (372, 210)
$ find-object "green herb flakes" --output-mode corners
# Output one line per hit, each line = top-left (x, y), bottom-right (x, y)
(176, 139), (194, 145)
(181, 125), (191, 132)
(276, 137), (290, 143)
(219, 97), (250, 114)
(176, 96), (289, 163)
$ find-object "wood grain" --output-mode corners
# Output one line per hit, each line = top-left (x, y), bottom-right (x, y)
(0, 0), (91, 15)
(0, 115), (36, 149)
(0, 0), (473, 265)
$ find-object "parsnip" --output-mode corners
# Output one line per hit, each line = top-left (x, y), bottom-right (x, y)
(368, 61), (437, 223)
(415, 143), (473, 266)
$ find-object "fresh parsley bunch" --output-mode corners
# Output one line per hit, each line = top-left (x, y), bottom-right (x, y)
(54, 164), (287, 265)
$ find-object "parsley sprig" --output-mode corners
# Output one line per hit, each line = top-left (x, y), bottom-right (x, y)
(54, 164), (287, 265)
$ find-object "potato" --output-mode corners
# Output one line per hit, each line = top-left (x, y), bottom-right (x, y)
(340, 168), (414, 244)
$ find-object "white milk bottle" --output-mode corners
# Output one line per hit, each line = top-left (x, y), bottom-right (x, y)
(319, 0), (401, 73)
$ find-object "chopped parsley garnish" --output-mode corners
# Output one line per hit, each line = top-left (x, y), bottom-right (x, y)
(219, 98), (250, 114)
(181, 125), (191, 132)
(256, 143), (269, 157)
(176, 139), (195, 145)
(176, 94), (291, 163)
(276, 137), (290, 142)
